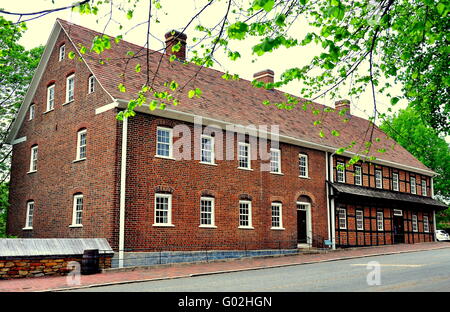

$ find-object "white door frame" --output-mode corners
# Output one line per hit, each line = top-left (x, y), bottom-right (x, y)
(297, 201), (312, 246)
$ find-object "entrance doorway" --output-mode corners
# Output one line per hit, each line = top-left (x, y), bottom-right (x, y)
(393, 214), (405, 244)
(297, 202), (312, 246)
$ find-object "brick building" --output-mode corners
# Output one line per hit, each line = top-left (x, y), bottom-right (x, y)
(6, 19), (446, 258)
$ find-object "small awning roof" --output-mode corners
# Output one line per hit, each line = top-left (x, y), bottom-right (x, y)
(330, 182), (448, 210)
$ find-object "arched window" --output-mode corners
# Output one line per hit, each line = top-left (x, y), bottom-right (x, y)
(88, 75), (95, 94)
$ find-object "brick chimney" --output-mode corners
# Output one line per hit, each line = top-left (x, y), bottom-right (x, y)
(253, 69), (274, 84)
(335, 99), (351, 116)
(165, 30), (187, 60)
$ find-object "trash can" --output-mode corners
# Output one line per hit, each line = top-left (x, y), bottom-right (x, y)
(81, 249), (100, 275)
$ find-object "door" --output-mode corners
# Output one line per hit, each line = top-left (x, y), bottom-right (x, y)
(297, 209), (307, 244)
(393, 215), (404, 244)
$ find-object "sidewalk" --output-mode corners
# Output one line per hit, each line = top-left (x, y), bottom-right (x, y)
(1, 242), (449, 292)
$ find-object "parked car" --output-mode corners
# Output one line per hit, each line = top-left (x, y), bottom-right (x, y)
(436, 230), (450, 241)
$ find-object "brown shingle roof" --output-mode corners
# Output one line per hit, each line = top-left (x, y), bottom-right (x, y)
(58, 19), (432, 174)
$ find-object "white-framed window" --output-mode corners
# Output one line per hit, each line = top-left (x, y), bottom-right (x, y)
(336, 162), (345, 183)
(200, 197), (215, 227)
(392, 172), (399, 191)
(25, 201), (34, 229)
(71, 194), (83, 226)
(238, 142), (251, 169)
(66, 74), (75, 103)
(412, 214), (418, 232)
(354, 166), (362, 186)
(411, 177), (416, 194)
(59, 44), (65, 61)
(47, 84), (55, 111)
(299, 153), (308, 178)
(29, 104), (35, 120)
(239, 200), (252, 228)
(76, 129), (87, 160)
(88, 75), (95, 94)
(270, 148), (281, 174)
(422, 180), (427, 196)
(200, 135), (214, 164)
(338, 208), (347, 229)
(156, 127), (173, 158)
(356, 210), (364, 231)
(377, 211), (384, 231)
(29, 145), (38, 172)
(423, 215), (429, 233)
(271, 202), (283, 229)
(154, 193), (173, 226)
(375, 169), (382, 189)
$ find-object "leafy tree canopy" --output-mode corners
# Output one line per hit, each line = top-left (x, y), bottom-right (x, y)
(380, 107), (449, 225)
(0, 16), (44, 182)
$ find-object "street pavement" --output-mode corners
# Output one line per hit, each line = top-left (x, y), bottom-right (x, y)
(70, 247), (450, 292)
(0, 241), (449, 292)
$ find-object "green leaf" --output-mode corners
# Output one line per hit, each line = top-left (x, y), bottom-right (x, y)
(252, 0), (275, 12)
(227, 22), (248, 40)
(68, 51), (76, 59)
(127, 10), (133, 20)
(390, 97), (400, 105)
(135, 63), (141, 73)
(331, 130), (340, 137)
(118, 83), (126, 93)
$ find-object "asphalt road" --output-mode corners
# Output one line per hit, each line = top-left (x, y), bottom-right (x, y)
(69, 248), (450, 292)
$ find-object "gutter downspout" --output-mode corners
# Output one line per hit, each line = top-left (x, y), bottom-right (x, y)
(329, 151), (337, 250)
(325, 152), (331, 244)
(431, 176), (437, 241)
(118, 117), (128, 268)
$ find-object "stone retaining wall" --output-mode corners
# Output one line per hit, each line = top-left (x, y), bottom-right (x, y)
(0, 255), (112, 279)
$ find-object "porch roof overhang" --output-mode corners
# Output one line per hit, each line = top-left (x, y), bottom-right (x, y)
(329, 182), (448, 210)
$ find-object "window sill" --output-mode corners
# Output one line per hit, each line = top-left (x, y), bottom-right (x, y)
(22, 227), (33, 231)
(299, 175), (310, 179)
(237, 167), (253, 171)
(73, 158), (86, 163)
(152, 223), (175, 227)
(69, 224), (83, 228)
(199, 225), (217, 229)
(63, 100), (74, 106)
(199, 161), (218, 166)
(270, 227), (285, 231)
(27, 170), (37, 175)
(238, 226), (254, 230)
(43, 109), (54, 114)
(154, 155), (175, 161)
(270, 171), (284, 175)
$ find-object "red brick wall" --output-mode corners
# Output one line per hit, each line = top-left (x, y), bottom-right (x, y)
(7, 29), (120, 247)
(123, 113), (329, 251)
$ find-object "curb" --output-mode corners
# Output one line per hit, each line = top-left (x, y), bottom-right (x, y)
(46, 244), (450, 292)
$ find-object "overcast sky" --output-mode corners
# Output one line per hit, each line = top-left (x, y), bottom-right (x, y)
(2, 0), (410, 122)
